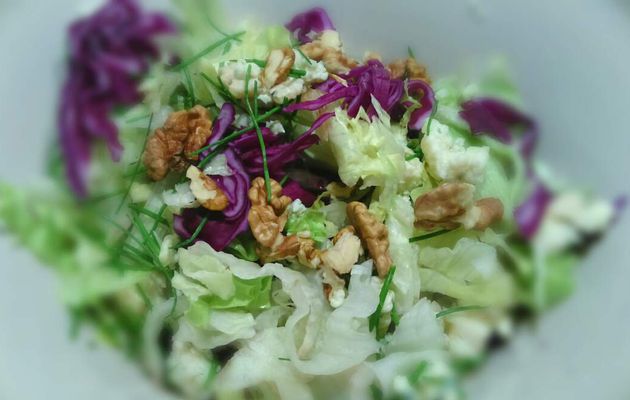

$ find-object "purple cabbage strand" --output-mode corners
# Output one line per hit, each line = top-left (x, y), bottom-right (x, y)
(459, 97), (538, 161)
(175, 149), (250, 251)
(59, 0), (174, 197)
(285, 7), (335, 44)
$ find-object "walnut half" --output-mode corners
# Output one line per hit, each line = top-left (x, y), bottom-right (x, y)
(347, 202), (393, 278)
(388, 57), (431, 82)
(262, 48), (295, 89)
(143, 106), (213, 181)
(414, 182), (504, 231)
(186, 166), (228, 211)
(300, 30), (358, 74)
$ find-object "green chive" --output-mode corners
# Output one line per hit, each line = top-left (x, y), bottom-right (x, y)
(183, 68), (196, 106)
(279, 175), (289, 186)
(244, 64), (272, 203)
(129, 209), (162, 263)
(407, 361), (428, 385)
(409, 229), (451, 243)
(205, 12), (240, 41)
(292, 40), (312, 65)
(436, 305), (486, 319)
(171, 32), (245, 72)
(135, 283), (152, 309)
(128, 204), (169, 228)
(116, 114), (154, 213)
(175, 216), (209, 249)
(194, 103), (284, 160)
(425, 99), (439, 134)
(289, 69), (307, 78)
(369, 265), (397, 338)
(407, 46), (416, 59)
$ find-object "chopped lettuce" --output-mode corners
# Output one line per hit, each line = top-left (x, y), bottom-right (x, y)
(327, 98), (423, 205)
(285, 208), (330, 244)
(418, 238), (515, 307)
(0, 183), (148, 306)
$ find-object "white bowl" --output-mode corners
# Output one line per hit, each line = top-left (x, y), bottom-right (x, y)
(1, 0), (628, 399)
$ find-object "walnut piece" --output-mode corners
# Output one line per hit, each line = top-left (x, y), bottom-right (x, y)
(262, 48), (295, 89)
(414, 183), (504, 231)
(388, 57), (431, 82)
(186, 166), (228, 211)
(321, 226), (363, 274)
(347, 202), (393, 278)
(248, 177), (292, 249)
(144, 106), (213, 181)
(300, 30), (358, 74)
(471, 198), (504, 230)
(414, 183), (475, 230)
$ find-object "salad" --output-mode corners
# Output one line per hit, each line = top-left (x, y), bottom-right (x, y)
(0, 1), (623, 399)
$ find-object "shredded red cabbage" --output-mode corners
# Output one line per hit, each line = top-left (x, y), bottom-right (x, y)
(175, 149), (250, 251)
(514, 181), (553, 239)
(200, 102), (236, 159)
(285, 7), (335, 44)
(229, 128), (319, 179)
(59, 0), (174, 197)
(286, 60), (435, 127)
(282, 180), (318, 207)
(459, 98), (538, 160)
(613, 195), (627, 224)
(406, 80), (436, 131)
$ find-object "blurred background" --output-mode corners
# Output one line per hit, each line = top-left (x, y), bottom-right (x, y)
(1, 0), (629, 399)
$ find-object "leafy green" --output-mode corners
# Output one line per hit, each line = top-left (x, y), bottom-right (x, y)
(0, 183), (148, 306)
(327, 100), (422, 205)
(188, 277), (272, 319)
(285, 208), (329, 244)
(418, 238), (515, 307)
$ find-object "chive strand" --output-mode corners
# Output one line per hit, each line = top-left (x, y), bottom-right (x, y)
(171, 32), (245, 72)
(128, 204), (169, 228)
(194, 103), (284, 159)
(409, 229), (451, 243)
(244, 64), (272, 203)
(436, 305), (486, 319)
(117, 114), (154, 213)
(369, 266), (397, 338)
(175, 216), (209, 249)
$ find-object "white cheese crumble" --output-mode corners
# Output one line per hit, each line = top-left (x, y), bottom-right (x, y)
(234, 113), (251, 129)
(270, 78), (306, 104)
(217, 60), (262, 99)
(163, 183), (198, 209)
(535, 191), (613, 253)
(287, 199), (307, 214)
(203, 153), (232, 177)
(421, 120), (489, 184)
(265, 120), (286, 135)
(328, 287), (347, 308)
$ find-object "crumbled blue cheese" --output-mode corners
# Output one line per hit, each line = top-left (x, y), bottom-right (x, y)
(217, 51), (327, 105)
(421, 120), (489, 184)
(287, 199), (307, 214)
(265, 120), (286, 135)
(329, 287), (347, 308)
(217, 60), (263, 99)
(163, 183), (198, 209)
(203, 153), (232, 176)
(294, 50), (328, 83)
(270, 78), (306, 104)
(535, 191), (614, 252)
(234, 113), (251, 129)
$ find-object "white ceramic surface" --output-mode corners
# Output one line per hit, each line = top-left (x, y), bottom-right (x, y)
(1, 0), (629, 399)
